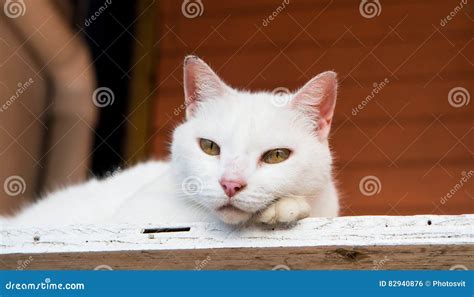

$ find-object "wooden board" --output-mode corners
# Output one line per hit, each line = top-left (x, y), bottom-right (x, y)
(1, 215), (472, 270)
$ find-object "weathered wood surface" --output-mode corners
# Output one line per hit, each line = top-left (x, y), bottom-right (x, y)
(1, 215), (473, 270)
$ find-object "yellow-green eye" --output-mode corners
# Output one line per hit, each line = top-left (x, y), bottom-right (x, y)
(262, 148), (291, 164)
(199, 138), (220, 156)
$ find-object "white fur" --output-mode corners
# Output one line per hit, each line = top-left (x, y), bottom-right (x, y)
(1, 56), (339, 227)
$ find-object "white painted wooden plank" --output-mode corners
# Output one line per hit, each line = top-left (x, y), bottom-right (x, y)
(1, 215), (473, 255)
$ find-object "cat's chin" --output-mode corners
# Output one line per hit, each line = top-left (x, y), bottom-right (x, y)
(215, 205), (252, 225)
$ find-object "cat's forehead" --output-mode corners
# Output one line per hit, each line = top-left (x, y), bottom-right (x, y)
(192, 91), (311, 148)
(197, 92), (293, 127)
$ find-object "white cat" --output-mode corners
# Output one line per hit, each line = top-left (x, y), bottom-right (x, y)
(1, 56), (339, 227)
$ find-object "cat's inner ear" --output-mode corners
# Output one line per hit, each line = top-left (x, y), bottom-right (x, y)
(292, 71), (338, 140)
(183, 56), (227, 118)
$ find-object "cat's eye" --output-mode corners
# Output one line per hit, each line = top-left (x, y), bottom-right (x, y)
(199, 138), (220, 156)
(262, 148), (291, 164)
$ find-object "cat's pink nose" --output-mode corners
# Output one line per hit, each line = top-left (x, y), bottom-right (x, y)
(220, 179), (246, 198)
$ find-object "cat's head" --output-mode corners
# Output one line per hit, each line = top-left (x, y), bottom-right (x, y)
(171, 56), (337, 225)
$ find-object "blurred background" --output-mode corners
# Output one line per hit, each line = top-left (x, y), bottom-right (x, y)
(0, 0), (472, 216)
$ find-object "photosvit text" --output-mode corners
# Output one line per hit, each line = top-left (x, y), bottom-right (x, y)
(378, 280), (466, 288)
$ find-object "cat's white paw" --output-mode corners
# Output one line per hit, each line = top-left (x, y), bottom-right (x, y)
(256, 197), (311, 225)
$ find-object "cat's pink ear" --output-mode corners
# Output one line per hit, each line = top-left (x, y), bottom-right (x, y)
(292, 71), (338, 140)
(183, 56), (227, 118)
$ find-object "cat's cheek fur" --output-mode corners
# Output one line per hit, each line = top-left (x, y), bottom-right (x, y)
(171, 122), (230, 212)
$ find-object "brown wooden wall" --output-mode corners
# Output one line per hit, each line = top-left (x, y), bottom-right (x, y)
(151, 0), (473, 216)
